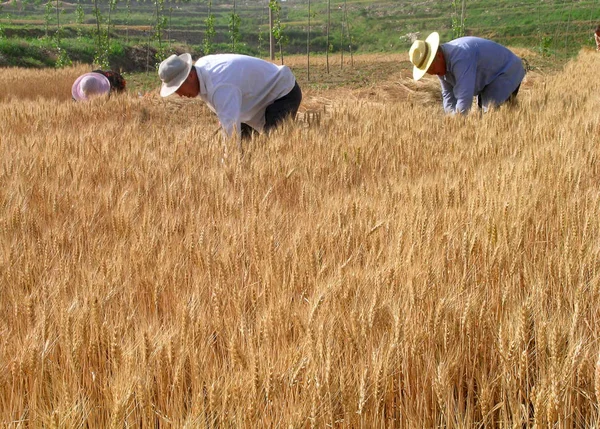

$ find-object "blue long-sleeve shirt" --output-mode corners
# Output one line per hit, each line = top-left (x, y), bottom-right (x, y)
(439, 37), (525, 114)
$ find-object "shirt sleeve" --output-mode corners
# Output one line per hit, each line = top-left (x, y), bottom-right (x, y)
(211, 84), (243, 140)
(450, 60), (477, 114)
(440, 78), (457, 113)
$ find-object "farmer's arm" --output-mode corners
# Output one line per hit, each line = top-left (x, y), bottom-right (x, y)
(440, 78), (457, 113)
(450, 60), (477, 114)
(211, 84), (243, 141)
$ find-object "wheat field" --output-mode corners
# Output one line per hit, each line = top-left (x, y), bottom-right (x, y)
(1, 52), (600, 428)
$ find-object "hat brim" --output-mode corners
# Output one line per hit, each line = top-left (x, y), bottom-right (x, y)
(413, 32), (440, 81)
(72, 72), (111, 101)
(160, 53), (193, 97)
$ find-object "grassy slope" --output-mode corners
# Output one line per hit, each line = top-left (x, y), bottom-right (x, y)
(0, 0), (598, 68)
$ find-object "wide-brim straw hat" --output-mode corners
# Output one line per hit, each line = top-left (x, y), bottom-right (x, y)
(409, 32), (440, 81)
(158, 53), (193, 97)
(72, 72), (111, 101)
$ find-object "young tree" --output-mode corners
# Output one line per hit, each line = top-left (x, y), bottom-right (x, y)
(344, 0), (353, 67)
(340, 0), (344, 68)
(168, 3), (173, 49)
(153, 0), (168, 63)
(451, 0), (466, 39)
(268, 2), (274, 59)
(75, 0), (85, 39)
(306, 0), (310, 80)
(54, 0), (72, 68)
(93, 0), (102, 46)
(536, 0), (551, 57)
(0, 4), (5, 40)
(125, 0), (131, 42)
(92, 0), (109, 67)
(106, 0), (118, 49)
(229, 0), (241, 52)
(326, 0), (330, 73)
(269, 0), (285, 64)
(44, 0), (52, 38)
(258, 19), (265, 57)
(564, 0), (574, 55)
(55, 0), (61, 38)
(204, 0), (215, 55)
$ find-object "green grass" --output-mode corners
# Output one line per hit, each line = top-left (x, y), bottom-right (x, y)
(0, 0), (598, 69)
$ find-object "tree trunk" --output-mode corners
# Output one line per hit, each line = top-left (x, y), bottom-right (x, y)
(340, 16), (344, 68)
(344, 0), (353, 67)
(307, 0), (310, 81)
(460, 0), (466, 36)
(94, 0), (101, 48)
(169, 6), (173, 49)
(107, 3), (111, 48)
(269, 6), (275, 60)
(326, 0), (330, 73)
(56, 0), (59, 37)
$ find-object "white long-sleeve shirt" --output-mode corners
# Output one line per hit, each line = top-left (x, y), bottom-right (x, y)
(193, 54), (296, 139)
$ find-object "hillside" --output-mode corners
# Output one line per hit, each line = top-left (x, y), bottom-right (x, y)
(0, 0), (598, 69)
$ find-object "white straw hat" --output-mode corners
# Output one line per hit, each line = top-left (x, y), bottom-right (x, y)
(408, 32), (440, 81)
(158, 53), (193, 97)
(72, 72), (111, 101)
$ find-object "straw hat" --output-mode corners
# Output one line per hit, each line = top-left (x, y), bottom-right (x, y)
(158, 53), (193, 97)
(408, 32), (440, 81)
(72, 72), (111, 101)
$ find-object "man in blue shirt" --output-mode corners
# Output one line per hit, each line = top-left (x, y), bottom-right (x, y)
(409, 32), (525, 114)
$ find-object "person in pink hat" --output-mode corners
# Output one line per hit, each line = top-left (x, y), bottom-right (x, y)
(158, 53), (302, 147)
(72, 72), (111, 101)
(71, 70), (126, 101)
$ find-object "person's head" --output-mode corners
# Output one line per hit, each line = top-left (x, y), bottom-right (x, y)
(158, 53), (199, 98)
(426, 49), (446, 76)
(93, 70), (127, 93)
(71, 72), (111, 101)
(408, 32), (443, 81)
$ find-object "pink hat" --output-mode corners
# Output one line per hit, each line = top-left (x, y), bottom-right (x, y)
(72, 72), (111, 101)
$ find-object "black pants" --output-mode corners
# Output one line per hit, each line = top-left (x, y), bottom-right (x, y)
(477, 84), (521, 110)
(241, 82), (302, 140)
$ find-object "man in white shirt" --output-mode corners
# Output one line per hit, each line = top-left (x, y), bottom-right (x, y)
(158, 53), (302, 143)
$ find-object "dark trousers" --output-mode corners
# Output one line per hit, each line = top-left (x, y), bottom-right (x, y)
(477, 84), (521, 110)
(241, 81), (303, 140)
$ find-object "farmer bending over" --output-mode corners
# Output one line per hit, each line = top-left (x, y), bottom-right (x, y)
(158, 53), (302, 147)
(409, 32), (525, 114)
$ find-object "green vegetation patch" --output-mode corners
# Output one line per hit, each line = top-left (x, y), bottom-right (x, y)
(0, 0), (598, 69)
